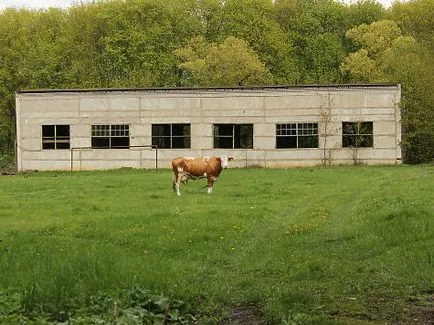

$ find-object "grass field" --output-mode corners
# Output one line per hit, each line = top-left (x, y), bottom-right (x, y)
(0, 165), (433, 324)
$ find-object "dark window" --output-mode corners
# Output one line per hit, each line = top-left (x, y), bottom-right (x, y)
(342, 122), (373, 148)
(152, 124), (190, 149)
(213, 124), (253, 149)
(276, 123), (318, 148)
(42, 125), (70, 150)
(91, 124), (130, 149)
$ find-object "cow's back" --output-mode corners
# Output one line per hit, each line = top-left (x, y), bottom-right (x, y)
(172, 157), (208, 176)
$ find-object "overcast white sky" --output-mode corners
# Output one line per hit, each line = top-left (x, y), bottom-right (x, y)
(0, 0), (401, 11)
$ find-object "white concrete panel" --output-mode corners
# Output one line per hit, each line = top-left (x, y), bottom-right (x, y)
(140, 97), (179, 110)
(339, 115), (396, 122)
(191, 123), (212, 137)
(79, 117), (138, 124)
(365, 92), (397, 108)
(265, 116), (320, 123)
(266, 149), (321, 160)
(320, 135), (342, 149)
(129, 124), (150, 138)
(254, 123), (275, 137)
(76, 160), (140, 170)
(140, 116), (203, 124)
(129, 138), (152, 147)
(202, 116), (264, 123)
(19, 138), (41, 151)
(265, 108), (321, 117)
(20, 117), (80, 125)
(266, 160), (320, 168)
(202, 96), (264, 110)
(21, 160), (71, 171)
(140, 109), (198, 118)
(80, 96), (139, 111)
(22, 150), (71, 160)
(71, 124), (90, 137)
(356, 149), (397, 159)
(80, 111), (140, 118)
(331, 92), (365, 108)
(374, 121), (397, 134)
(265, 95), (323, 109)
(193, 136), (213, 150)
(71, 137), (91, 148)
(20, 98), (79, 117)
(374, 136), (397, 148)
(254, 136), (275, 150)
(79, 150), (140, 160)
(334, 108), (395, 116)
(203, 108), (264, 118)
(331, 148), (397, 160)
(19, 126), (41, 138)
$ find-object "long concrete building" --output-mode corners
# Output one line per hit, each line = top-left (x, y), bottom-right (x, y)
(15, 84), (402, 171)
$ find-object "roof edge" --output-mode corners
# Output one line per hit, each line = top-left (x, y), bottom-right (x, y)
(16, 83), (400, 94)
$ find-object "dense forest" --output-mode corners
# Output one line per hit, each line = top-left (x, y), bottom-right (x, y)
(0, 0), (432, 168)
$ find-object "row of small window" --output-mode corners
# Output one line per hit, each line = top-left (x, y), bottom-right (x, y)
(42, 122), (374, 150)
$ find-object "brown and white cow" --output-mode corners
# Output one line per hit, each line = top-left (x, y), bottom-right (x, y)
(172, 155), (233, 196)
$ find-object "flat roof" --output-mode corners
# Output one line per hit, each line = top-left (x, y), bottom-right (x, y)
(16, 83), (400, 94)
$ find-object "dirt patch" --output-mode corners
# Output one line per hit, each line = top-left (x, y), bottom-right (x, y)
(407, 293), (434, 325)
(220, 304), (265, 325)
(355, 292), (434, 324)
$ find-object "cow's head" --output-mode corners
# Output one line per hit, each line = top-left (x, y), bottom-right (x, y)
(220, 155), (234, 169)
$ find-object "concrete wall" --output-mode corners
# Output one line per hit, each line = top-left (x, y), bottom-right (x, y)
(15, 85), (401, 171)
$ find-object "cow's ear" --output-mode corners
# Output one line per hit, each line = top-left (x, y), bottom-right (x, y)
(228, 156), (234, 161)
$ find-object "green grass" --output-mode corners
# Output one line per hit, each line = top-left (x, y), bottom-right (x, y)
(0, 166), (433, 324)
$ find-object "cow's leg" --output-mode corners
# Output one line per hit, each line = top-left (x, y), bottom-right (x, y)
(172, 170), (182, 196)
(175, 177), (181, 196)
(175, 172), (183, 196)
(207, 176), (213, 194)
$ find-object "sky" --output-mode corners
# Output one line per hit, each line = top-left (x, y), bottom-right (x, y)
(0, 0), (402, 11)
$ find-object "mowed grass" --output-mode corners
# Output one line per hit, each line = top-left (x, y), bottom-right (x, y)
(0, 166), (433, 324)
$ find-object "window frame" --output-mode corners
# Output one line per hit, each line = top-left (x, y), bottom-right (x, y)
(213, 123), (253, 149)
(151, 123), (191, 149)
(42, 124), (70, 150)
(91, 124), (130, 149)
(276, 122), (319, 149)
(342, 122), (374, 148)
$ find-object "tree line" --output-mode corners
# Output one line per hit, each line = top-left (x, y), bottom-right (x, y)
(0, 0), (432, 167)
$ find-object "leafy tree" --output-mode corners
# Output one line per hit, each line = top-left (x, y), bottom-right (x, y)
(340, 20), (403, 81)
(340, 49), (380, 82)
(60, 2), (111, 88)
(277, 0), (350, 83)
(0, 8), (66, 167)
(274, 0), (297, 28)
(391, 0), (434, 49)
(346, 0), (386, 28)
(345, 19), (402, 57)
(217, 0), (299, 84)
(341, 19), (433, 163)
(174, 36), (273, 86)
(60, 0), (202, 88)
(383, 37), (434, 163)
(299, 33), (346, 84)
(194, 0), (226, 42)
